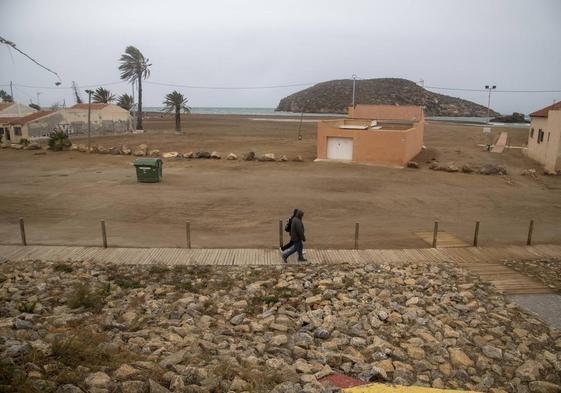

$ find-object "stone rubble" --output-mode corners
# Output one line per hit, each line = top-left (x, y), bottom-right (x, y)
(0, 259), (560, 393)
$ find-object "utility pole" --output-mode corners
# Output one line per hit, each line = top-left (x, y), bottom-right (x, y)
(9, 81), (14, 101)
(352, 74), (357, 108)
(485, 84), (496, 123)
(36, 92), (42, 109)
(85, 89), (93, 153)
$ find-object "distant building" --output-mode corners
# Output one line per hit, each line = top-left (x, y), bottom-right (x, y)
(316, 104), (424, 167)
(527, 102), (561, 173)
(0, 102), (38, 143)
(5, 103), (133, 143)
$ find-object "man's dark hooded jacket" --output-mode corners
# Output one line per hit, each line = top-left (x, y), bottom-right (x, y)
(290, 210), (306, 242)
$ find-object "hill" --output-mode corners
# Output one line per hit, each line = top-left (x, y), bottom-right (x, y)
(276, 78), (500, 117)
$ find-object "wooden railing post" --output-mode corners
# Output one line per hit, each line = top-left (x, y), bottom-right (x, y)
(354, 223), (359, 250)
(527, 219), (534, 246)
(432, 221), (439, 248)
(473, 221), (480, 247)
(101, 220), (107, 248)
(19, 218), (27, 246)
(279, 220), (283, 248)
(186, 221), (191, 249)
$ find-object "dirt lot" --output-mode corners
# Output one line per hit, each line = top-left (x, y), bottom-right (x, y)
(1, 115), (560, 249)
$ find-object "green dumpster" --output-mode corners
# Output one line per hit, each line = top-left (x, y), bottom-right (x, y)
(133, 158), (163, 183)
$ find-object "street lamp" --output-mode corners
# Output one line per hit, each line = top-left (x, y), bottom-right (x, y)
(352, 74), (357, 108)
(85, 89), (93, 153)
(485, 85), (496, 123)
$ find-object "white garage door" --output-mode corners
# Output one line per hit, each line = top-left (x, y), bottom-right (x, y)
(327, 137), (353, 160)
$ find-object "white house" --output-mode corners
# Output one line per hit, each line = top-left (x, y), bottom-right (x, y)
(527, 102), (561, 174)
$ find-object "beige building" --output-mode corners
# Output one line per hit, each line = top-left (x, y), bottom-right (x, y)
(527, 102), (561, 173)
(316, 104), (424, 167)
(5, 103), (133, 143)
(0, 102), (38, 143)
(0, 101), (37, 118)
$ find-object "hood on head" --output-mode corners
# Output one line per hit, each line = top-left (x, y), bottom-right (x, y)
(296, 209), (304, 219)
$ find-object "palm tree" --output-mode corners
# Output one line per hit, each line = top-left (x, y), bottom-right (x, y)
(162, 91), (190, 133)
(118, 46), (151, 130)
(117, 94), (134, 112)
(92, 87), (115, 104)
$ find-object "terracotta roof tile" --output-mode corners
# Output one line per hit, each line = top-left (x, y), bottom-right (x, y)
(0, 117), (22, 124)
(71, 103), (110, 110)
(0, 102), (15, 111)
(8, 111), (54, 125)
(530, 101), (561, 118)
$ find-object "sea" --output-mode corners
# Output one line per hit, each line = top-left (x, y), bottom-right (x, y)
(143, 107), (530, 127)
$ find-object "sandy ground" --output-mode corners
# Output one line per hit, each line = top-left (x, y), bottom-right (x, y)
(1, 115), (560, 249)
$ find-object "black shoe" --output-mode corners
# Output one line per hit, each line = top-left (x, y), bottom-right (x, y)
(282, 255), (288, 263)
(298, 258), (308, 262)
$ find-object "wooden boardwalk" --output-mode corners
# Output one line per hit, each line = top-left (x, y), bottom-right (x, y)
(1, 244), (560, 295)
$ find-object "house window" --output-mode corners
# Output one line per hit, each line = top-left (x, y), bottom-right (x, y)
(14, 127), (22, 136)
(0, 127), (4, 136)
(530, 128), (534, 138)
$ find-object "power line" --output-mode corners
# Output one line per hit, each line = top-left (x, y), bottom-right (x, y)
(1, 79), (560, 93)
(0, 35), (62, 82)
(144, 81), (317, 90)
(425, 85), (561, 93)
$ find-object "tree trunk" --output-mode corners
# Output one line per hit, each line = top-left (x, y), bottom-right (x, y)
(175, 107), (181, 132)
(137, 75), (143, 130)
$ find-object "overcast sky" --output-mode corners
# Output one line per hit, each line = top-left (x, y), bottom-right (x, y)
(1, 0), (560, 114)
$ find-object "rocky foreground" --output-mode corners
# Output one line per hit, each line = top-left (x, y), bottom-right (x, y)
(1, 260), (560, 393)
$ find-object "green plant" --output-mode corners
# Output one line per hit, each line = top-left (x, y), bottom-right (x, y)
(66, 283), (106, 312)
(54, 263), (73, 273)
(111, 274), (142, 289)
(117, 93), (134, 111)
(18, 302), (36, 313)
(18, 138), (29, 146)
(47, 131), (71, 151)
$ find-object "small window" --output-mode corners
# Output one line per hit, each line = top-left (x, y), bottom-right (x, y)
(14, 127), (22, 136)
(530, 128), (534, 138)
(0, 127), (4, 136)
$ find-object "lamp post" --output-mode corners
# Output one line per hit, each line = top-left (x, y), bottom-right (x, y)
(485, 85), (496, 123)
(36, 92), (42, 109)
(352, 74), (357, 108)
(85, 89), (93, 153)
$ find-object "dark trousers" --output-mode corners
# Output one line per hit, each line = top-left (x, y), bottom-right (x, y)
(281, 240), (293, 251)
(283, 240), (304, 260)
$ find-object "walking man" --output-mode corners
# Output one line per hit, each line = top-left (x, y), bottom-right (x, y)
(282, 209), (307, 263)
(280, 208), (298, 252)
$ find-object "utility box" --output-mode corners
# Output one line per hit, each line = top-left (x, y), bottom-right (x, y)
(133, 158), (163, 183)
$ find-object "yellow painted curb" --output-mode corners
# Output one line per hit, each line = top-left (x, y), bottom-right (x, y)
(344, 383), (480, 393)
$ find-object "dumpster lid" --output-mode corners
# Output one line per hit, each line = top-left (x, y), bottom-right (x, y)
(133, 158), (162, 166)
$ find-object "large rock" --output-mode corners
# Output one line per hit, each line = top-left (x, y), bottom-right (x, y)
(226, 153), (238, 160)
(195, 151), (211, 159)
(121, 145), (132, 155)
(449, 348), (474, 368)
(479, 164), (507, 175)
(162, 152), (179, 159)
(148, 149), (160, 157)
(258, 153), (276, 161)
(113, 364), (140, 380)
(24, 143), (41, 150)
(133, 144), (148, 156)
(529, 381), (561, 393)
(516, 360), (542, 381)
(120, 381), (146, 393)
(97, 145), (110, 154)
(148, 379), (171, 393)
(56, 385), (84, 393)
(85, 372), (111, 389)
(482, 345), (503, 359)
(210, 151), (221, 159)
(242, 151), (256, 161)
